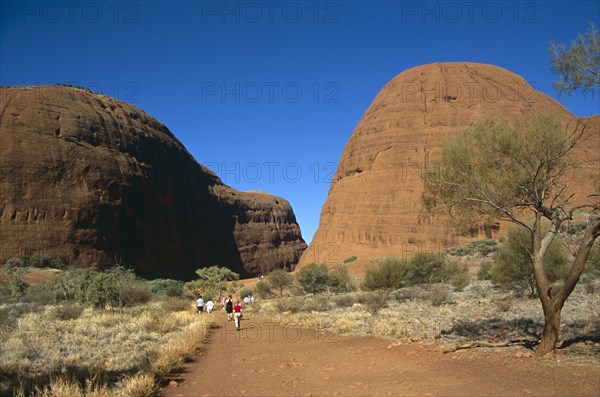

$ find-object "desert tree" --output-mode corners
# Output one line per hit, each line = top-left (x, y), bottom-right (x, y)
(184, 266), (239, 298)
(550, 23), (600, 95)
(422, 114), (599, 354)
(268, 269), (293, 297)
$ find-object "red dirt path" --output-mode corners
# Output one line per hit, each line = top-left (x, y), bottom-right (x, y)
(161, 312), (600, 397)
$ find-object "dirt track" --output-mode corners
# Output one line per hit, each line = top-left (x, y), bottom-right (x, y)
(161, 312), (600, 397)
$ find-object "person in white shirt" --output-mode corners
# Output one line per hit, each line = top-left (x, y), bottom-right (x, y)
(205, 299), (214, 314)
(196, 296), (204, 315)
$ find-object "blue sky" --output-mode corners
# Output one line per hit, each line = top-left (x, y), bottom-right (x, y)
(1, 1), (599, 244)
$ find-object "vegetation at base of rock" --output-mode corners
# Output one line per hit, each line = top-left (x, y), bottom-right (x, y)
(362, 253), (467, 291)
(447, 239), (498, 257)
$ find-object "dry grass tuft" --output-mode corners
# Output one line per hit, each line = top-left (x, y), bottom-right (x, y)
(119, 373), (158, 397)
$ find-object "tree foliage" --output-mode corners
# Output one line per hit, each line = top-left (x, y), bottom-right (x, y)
(550, 23), (600, 95)
(184, 266), (239, 298)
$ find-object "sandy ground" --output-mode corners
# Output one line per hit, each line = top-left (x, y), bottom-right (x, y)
(161, 312), (600, 397)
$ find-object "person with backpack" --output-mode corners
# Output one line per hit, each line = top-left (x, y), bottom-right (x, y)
(225, 295), (234, 321)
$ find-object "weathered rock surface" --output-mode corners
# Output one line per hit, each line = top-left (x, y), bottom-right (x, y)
(0, 85), (306, 279)
(300, 62), (599, 267)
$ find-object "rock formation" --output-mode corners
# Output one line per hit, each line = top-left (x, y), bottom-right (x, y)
(299, 62), (599, 267)
(0, 85), (306, 279)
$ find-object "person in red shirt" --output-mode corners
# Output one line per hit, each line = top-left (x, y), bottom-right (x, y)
(233, 301), (243, 330)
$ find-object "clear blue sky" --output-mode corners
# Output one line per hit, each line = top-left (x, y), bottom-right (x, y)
(1, 1), (599, 243)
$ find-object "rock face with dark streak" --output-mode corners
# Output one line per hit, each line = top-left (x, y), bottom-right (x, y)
(299, 62), (599, 268)
(0, 85), (306, 279)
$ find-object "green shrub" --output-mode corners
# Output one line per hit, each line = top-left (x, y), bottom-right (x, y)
(362, 257), (409, 291)
(327, 264), (355, 293)
(86, 272), (119, 309)
(362, 254), (465, 291)
(53, 304), (85, 320)
(274, 297), (304, 313)
(361, 290), (388, 314)
(343, 256), (358, 264)
(450, 273), (471, 291)
(332, 293), (357, 308)
(147, 279), (183, 297)
(239, 287), (253, 299)
(478, 261), (493, 280)
(160, 297), (191, 312)
(296, 263), (329, 294)
(424, 284), (453, 306)
(0, 279), (29, 300)
(20, 283), (58, 304)
(121, 282), (152, 306)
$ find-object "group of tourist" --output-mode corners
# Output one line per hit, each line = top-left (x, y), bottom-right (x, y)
(195, 293), (248, 330)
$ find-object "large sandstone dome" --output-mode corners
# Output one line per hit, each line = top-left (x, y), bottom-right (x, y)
(0, 85), (307, 279)
(299, 62), (599, 267)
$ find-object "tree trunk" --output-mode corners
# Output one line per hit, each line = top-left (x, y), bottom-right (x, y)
(537, 301), (561, 354)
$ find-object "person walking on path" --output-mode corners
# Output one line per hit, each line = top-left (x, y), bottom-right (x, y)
(205, 299), (214, 314)
(196, 296), (204, 316)
(233, 301), (243, 331)
(225, 295), (234, 321)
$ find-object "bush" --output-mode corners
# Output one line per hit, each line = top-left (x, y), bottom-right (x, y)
(161, 297), (191, 312)
(332, 293), (357, 308)
(494, 295), (514, 312)
(361, 291), (388, 314)
(362, 257), (409, 291)
(86, 272), (119, 309)
(327, 264), (355, 293)
(362, 254), (465, 291)
(20, 283), (58, 304)
(423, 284), (453, 306)
(53, 304), (85, 320)
(450, 273), (471, 291)
(274, 297), (305, 313)
(296, 263), (329, 294)
(0, 279), (29, 300)
(147, 279), (183, 297)
(2, 254), (65, 270)
(239, 287), (253, 299)
(478, 261), (493, 280)
(121, 282), (152, 306)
